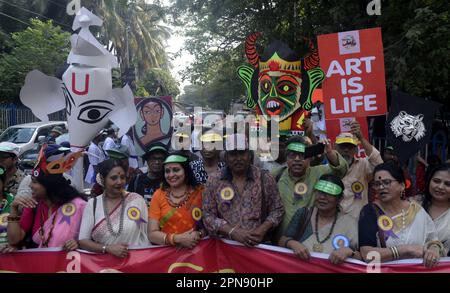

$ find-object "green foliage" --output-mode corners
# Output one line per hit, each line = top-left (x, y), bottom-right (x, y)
(170, 0), (450, 108)
(0, 19), (70, 103)
(139, 68), (180, 98)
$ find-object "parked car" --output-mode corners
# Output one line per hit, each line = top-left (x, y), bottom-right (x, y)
(0, 121), (67, 155)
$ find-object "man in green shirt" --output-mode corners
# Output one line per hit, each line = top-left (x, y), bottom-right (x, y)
(272, 135), (348, 241)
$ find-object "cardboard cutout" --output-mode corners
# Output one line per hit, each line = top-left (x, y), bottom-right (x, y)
(20, 7), (137, 148)
(237, 33), (325, 136)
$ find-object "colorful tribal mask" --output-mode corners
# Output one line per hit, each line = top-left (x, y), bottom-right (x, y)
(237, 33), (325, 123)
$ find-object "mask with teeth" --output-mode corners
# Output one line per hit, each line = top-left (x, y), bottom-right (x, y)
(238, 33), (325, 130)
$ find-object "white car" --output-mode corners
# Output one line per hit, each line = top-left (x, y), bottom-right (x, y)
(0, 121), (67, 155)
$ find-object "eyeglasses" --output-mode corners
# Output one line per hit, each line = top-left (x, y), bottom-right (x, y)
(287, 151), (305, 160)
(371, 179), (397, 190)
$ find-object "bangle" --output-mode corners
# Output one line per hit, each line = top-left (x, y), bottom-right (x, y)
(426, 241), (444, 256)
(285, 239), (295, 248)
(228, 226), (237, 239)
(102, 245), (107, 254)
(7, 215), (20, 221)
(169, 233), (175, 246)
(283, 237), (293, 248)
(390, 246), (399, 260)
(163, 233), (168, 245)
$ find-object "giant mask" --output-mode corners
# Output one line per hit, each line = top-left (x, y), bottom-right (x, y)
(20, 7), (137, 148)
(237, 33), (325, 134)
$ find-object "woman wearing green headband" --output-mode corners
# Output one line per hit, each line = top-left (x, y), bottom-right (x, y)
(148, 152), (205, 249)
(279, 174), (360, 264)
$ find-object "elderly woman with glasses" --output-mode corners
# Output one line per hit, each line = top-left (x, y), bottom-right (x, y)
(358, 162), (444, 268)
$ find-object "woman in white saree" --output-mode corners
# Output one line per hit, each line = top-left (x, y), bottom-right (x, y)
(79, 159), (149, 258)
(359, 162), (445, 268)
(422, 163), (450, 256)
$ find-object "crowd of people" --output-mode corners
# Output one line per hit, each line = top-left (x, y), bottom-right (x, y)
(0, 119), (449, 269)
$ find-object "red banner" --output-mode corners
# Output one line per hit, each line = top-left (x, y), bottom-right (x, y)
(318, 27), (387, 119)
(1, 239), (449, 273)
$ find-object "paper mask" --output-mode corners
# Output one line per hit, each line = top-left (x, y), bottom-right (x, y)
(20, 7), (137, 148)
(237, 33), (325, 135)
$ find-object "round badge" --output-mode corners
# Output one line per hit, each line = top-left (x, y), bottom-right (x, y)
(377, 215), (394, 231)
(33, 169), (40, 177)
(192, 207), (202, 221)
(127, 207), (141, 221)
(0, 213), (9, 225)
(61, 203), (76, 217)
(220, 187), (235, 201)
(332, 234), (350, 250)
(351, 181), (364, 193)
(294, 182), (308, 195)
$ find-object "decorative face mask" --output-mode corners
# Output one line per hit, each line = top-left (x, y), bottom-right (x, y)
(19, 7), (137, 148)
(237, 33), (325, 128)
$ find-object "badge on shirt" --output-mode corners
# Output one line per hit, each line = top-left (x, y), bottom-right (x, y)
(332, 234), (350, 250)
(377, 215), (398, 240)
(220, 187), (234, 201)
(351, 181), (364, 200)
(127, 207), (147, 226)
(60, 203), (76, 224)
(192, 207), (202, 221)
(294, 182), (308, 199)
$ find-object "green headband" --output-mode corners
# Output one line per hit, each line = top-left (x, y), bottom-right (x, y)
(164, 155), (188, 164)
(287, 142), (306, 153)
(314, 180), (343, 197)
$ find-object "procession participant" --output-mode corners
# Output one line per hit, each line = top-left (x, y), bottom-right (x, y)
(422, 164), (450, 256)
(148, 153), (204, 248)
(359, 162), (444, 268)
(128, 144), (168, 206)
(79, 159), (149, 258)
(280, 174), (360, 264)
(272, 135), (348, 241)
(203, 134), (284, 246)
(7, 146), (86, 250)
(334, 121), (383, 218)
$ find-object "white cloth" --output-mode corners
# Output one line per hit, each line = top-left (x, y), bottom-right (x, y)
(103, 137), (117, 153)
(434, 208), (450, 255)
(78, 192), (149, 246)
(121, 134), (138, 168)
(385, 203), (438, 247)
(84, 142), (106, 184)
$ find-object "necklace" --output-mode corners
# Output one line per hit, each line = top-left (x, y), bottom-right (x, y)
(167, 188), (191, 208)
(39, 207), (57, 247)
(102, 194), (125, 238)
(313, 209), (338, 253)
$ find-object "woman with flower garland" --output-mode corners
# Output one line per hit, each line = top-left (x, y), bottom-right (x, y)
(79, 159), (149, 258)
(148, 153), (204, 248)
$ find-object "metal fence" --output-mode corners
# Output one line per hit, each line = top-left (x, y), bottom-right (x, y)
(0, 103), (66, 132)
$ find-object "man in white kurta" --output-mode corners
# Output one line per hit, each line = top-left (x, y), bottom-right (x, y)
(85, 138), (106, 185)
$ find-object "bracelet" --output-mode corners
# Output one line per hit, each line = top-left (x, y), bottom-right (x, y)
(7, 215), (21, 221)
(228, 226), (237, 239)
(285, 239), (295, 248)
(390, 246), (399, 260)
(283, 237), (293, 248)
(163, 233), (168, 245)
(425, 241), (445, 256)
(102, 245), (107, 254)
(169, 233), (175, 246)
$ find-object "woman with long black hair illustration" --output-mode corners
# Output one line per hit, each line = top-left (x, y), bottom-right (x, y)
(136, 98), (172, 148)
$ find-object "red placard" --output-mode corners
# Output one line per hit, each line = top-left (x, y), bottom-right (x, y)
(318, 28), (387, 119)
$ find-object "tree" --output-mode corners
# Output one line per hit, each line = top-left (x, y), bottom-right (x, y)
(170, 0), (449, 107)
(0, 19), (70, 103)
(139, 68), (180, 98)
